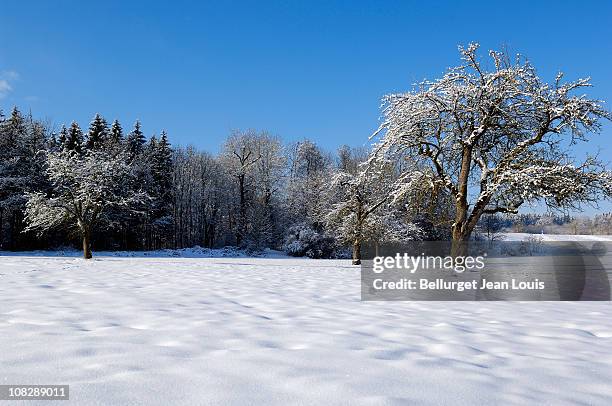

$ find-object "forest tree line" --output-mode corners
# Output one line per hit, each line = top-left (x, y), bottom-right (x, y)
(2, 44), (611, 260)
(0, 107), (442, 259)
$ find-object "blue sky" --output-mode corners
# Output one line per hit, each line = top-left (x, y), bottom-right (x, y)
(1, 0), (611, 163)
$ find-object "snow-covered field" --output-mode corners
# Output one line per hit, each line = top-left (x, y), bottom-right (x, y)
(501, 232), (612, 242)
(2, 254), (612, 405)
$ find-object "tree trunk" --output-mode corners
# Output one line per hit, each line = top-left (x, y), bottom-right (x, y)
(352, 239), (361, 265)
(82, 231), (92, 259)
(237, 174), (246, 246)
(450, 230), (469, 257)
(451, 144), (473, 257)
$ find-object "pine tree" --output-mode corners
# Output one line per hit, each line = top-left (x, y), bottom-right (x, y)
(154, 131), (173, 191)
(0, 108), (28, 229)
(58, 125), (68, 147)
(144, 131), (174, 248)
(3, 107), (26, 144)
(85, 113), (109, 151)
(152, 131), (173, 209)
(48, 132), (58, 151)
(65, 121), (84, 153)
(109, 119), (123, 144)
(0, 107), (50, 250)
(127, 120), (146, 159)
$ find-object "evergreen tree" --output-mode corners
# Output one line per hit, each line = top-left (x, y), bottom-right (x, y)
(0, 108), (27, 217)
(151, 131), (174, 214)
(109, 119), (123, 144)
(48, 132), (58, 151)
(141, 131), (175, 248)
(3, 107), (26, 144)
(58, 125), (68, 147)
(0, 107), (49, 250)
(65, 121), (84, 153)
(86, 113), (109, 151)
(127, 120), (146, 159)
(154, 131), (173, 191)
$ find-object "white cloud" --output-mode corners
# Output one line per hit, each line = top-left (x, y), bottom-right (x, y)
(0, 79), (12, 99)
(0, 70), (19, 99)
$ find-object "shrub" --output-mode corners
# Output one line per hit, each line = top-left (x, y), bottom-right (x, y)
(283, 223), (336, 258)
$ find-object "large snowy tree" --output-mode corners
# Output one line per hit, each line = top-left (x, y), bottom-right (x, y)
(371, 43), (612, 249)
(24, 150), (148, 258)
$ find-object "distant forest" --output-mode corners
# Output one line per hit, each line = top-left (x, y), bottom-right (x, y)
(0, 107), (429, 257)
(1, 106), (610, 258)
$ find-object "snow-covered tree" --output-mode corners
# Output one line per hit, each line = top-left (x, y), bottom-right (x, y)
(172, 146), (227, 248)
(58, 125), (68, 147)
(65, 121), (84, 153)
(0, 107), (50, 249)
(85, 113), (109, 150)
(248, 133), (286, 249)
(371, 43), (612, 251)
(220, 130), (263, 246)
(48, 131), (59, 151)
(286, 139), (332, 227)
(327, 157), (420, 264)
(146, 131), (174, 248)
(127, 120), (146, 159)
(107, 119), (124, 153)
(24, 150), (148, 258)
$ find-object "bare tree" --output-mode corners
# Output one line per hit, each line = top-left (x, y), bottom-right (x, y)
(220, 130), (262, 246)
(286, 140), (332, 226)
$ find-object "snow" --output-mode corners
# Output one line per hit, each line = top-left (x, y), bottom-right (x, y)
(500, 232), (612, 242)
(2, 255), (612, 405)
(0, 247), (291, 259)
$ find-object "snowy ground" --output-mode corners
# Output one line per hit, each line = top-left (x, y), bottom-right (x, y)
(1, 254), (612, 405)
(501, 232), (612, 242)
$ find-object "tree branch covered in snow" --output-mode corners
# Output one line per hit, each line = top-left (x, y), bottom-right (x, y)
(24, 150), (149, 257)
(371, 43), (612, 242)
(327, 155), (422, 263)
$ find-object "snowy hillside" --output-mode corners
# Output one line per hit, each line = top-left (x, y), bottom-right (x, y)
(2, 256), (612, 405)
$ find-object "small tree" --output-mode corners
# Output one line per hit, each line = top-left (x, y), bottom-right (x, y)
(372, 43), (612, 252)
(327, 159), (420, 265)
(24, 150), (148, 258)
